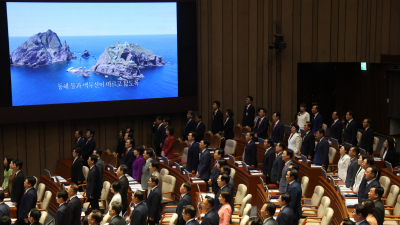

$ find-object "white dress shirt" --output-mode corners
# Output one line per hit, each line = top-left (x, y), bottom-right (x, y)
(288, 132), (301, 154)
(338, 154), (351, 181)
(297, 112), (310, 129)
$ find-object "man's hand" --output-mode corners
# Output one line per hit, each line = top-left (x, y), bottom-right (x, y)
(78, 181), (81, 184)
(149, 218), (154, 221)
(160, 144), (162, 147)
(192, 170), (195, 174)
(277, 181), (280, 185)
(14, 202), (17, 206)
(255, 133), (258, 138)
(266, 174), (270, 177)
(24, 219), (28, 223)
(308, 156), (312, 160)
(196, 172), (200, 178)
(208, 179), (212, 186)
(90, 196), (93, 199)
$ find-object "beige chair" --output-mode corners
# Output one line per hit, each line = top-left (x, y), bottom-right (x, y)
(162, 175), (176, 204)
(224, 139), (237, 155)
(301, 176), (310, 198)
(299, 196), (331, 224)
(37, 183), (46, 203)
(37, 191), (52, 211)
(82, 166), (89, 181)
(301, 207), (334, 225)
(39, 211), (48, 224)
(230, 168), (236, 179)
(302, 185), (325, 216)
(373, 137), (380, 153)
(33, 176), (39, 189)
(233, 184), (248, 213)
(102, 214), (111, 224)
(160, 168), (169, 191)
(357, 131), (362, 145)
(328, 147), (337, 172)
(384, 194), (400, 225)
(240, 215), (250, 225)
(233, 194), (252, 219)
(322, 124), (327, 133)
(380, 176), (391, 197)
(83, 181), (111, 210)
(179, 147), (189, 166)
(232, 203), (252, 223)
(383, 185), (400, 215)
(168, 213), (178, 225)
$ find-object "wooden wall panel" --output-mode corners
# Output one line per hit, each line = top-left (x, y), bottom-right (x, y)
(344, 0), (358, 62)
(317, 0), (331, 62)
(26, 123), (41, 180)
(388, 0), (400, 55)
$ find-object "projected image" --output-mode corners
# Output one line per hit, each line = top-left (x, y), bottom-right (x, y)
(7, 3), (178, 106)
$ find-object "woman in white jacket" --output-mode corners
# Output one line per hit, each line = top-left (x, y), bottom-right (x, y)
(337, 144), (351, 181)
(353, 155), (366, 194)
(107, 181), (123, 217)
(288, 124), (302, 155)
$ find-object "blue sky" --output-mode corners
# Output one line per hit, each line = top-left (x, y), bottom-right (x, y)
(7, 3), (177, 36)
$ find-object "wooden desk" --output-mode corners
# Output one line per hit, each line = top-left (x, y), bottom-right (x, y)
(2, 190), (17, 218)
(257, 184), (268, 218)
(293, 158), (323, 197)
(381, 168), (400, 187)
(40, 175), (62, 213)
(318, 176), (348, 225)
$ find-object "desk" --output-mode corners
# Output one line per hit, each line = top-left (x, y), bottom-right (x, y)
(40, 175), (62, 213)
(2, 191), (17, 218)
(381, 168), (400, 187)
(318, 176), (348, 225)
(293, 158), (322, 197)
(257, 184), (268, 218)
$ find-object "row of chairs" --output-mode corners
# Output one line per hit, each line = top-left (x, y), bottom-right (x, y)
(102, 150), (118, 167)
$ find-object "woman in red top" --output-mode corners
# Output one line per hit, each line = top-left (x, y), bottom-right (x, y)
(162, 126), (175, 159)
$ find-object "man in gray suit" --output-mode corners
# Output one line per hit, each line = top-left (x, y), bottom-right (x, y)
(93, 149), (104, 187)
(279, 149), (294, 193)
(141, 149), (154, 190)
(345, 147), (360, 188)
(0, 191), (10, 218)
(260, 201), (278, 225)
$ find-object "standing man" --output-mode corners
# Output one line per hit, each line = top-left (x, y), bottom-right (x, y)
(183, 111), (197, 141)
(311, 105), (323, 134)
(212, 101), (223, 135)
(108, 202), (125, 225)
(176, 182), (193, 225)
(27, 209), (41, 225)
(74, 130), (85, 149)
(276, 193), (294, 225)
(345, 147), (361, 188)
(343, 110), (358, 146)
(360, 118), (374, 155)
(82, 129), (96, 167)
(314, 129), (329, 169)
(122, 139), (136, 177)
(200, 196), (219, 225)
(208, 149), (224, 194)
(358, 165), (379, 203)
(67, 184), (82, 225)
(117, 165), (129, 214)
(243, 132), (257, 167)
(87, 210), (102, 225)
(87, 155), (101, 210)
(368, 186), (384, 225)
(301, 122), (315, 159)
(182, 206), (199, 225)
(19, 176), (37, 225)
(351, 204), (369, 225)
(71, 148), (85, 185)
(186, 132), (200, 174)
(196, 139), (211, 182)
(242, 96), (255, 128)
(254, 108), (269, 139)
(194, 115), (206, 142)
(330, 111), (343, 143)
(140, 149), (153, 190)
(262, 139), (275, 183)
(279, 149), (293, 193)
(11, 160), (24, 219)
(221, 166), (235, 195)
(270, 112), (284, 143)
(130, 191), (148, 225)
(214, 174), (233, 212)
(153, 116), (165, 156)
(286, 169), (302, 225)
(260, 202), (278, 225)
(55, 190), (72, 225)
(0, 191), (10, 218)
(271, 142), (285, 185)
(147, 176), (162, 225)
(93, 149), (104, 187)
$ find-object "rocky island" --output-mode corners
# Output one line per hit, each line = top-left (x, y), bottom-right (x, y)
(82, 50), (90, 58)
(91, 41), (169, 80)
(10, 29), (73, 67)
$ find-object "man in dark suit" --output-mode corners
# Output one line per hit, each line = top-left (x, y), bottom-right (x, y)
(117, 165), (129, 214)
(11, 160), (24, 219)
(152, 116), (165, 156)
(108, 202), (125, 225)
(28, 208), (42, 225)
(19, 176), (37, 225)
(301, 122), (315, 160)
(271, 142), (285, 185)
(87, 209), (102, 225)
(82, 129), (96, 166)
(329, 111), (343, 143)
(55, 190), (72, 225)
(368, 185), (384, 225)
(212, 101), (223, 135)
(176, 182), (193, 225)
(122, 139), (136, 176)
(279, 149), (293, 193)
(71, 148), (85, 185)
(221, 166), (234, 195)
(183, 111), (197, 141)
(130, 190), (148, 225)
(270, 111), (284, 143)
(260, 202), (278, 225)
(93, 149), (104, 187)
(314, 129), (329, 168)
(196, 139), (211, 182)
(244, 132), (257, 167)
(194, 115), (206, 142)
(201, 196), (219, 225)
(358, 165), (380, 203)
(360, 118), (374, 155)
(242, 96), (256, 127)
(214, 174), (234, 212)
(345, 147), (361, 188)
(352, 204), (370, 225)
(262, 139), (275, 183)
(186, 132), (200, 174)
(146, 176), (162, 225)
(343, 111), (358, 145)
(254, 108), (269, 139)
(86, 155), (101, 210)
(276, 192), (294, 225)
(74, 130), (86, 149)
(311, 105), (323, 134)
(0, 191), (10, 218)
(67, 184), (82, 225)
(286, 169), (302, 225)
(208, 149), (223, 194)
(182, 205), (199, 225)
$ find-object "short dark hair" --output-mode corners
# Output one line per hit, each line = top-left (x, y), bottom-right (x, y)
(145, 149), (154, 158)
(273, 111), (281, 118)
(362, 199), (375, 214)
(112, 181), (121, 193)
(292, 124), (299, 131)
(284, 149), (294, 158)
(226, 109), (234, 117)
(364, 156), (374, 166)
(290, 163), (299, 171)
(205, 196), (215, 207)
(195, 115), (202, 120)
(313, 105), (319, 111)
(352, 147), (360, 155)
(134, 190), (144, 201)
(76, 130), (83, 136)
(57, 190), (68, 201)
(189, 131), (197, 139)
(150, 176), (159, 185)
(260, 108), (267, 114)
(216, 148), (224, 157)
(29, 208), (41, 222)
(156, 116), (163, 121)
(220, 174), (230, 184)
(247, 131), (255, 140)
(126, 127), (133, 133)
(26, 176), (36, 187)
(256, 107), (262, 113)
(300, 103), (307, 108)
(187, 110), (194, 116)
(217, 159), (228, 168)
(364, 118), (372, 125)
(265, 201), (276, 216)
(0, 216), (11, 225)
(183, 182), (192, 192)
(90, 209), (103, 224)
(119, 165), (128, 174)
(277, 141), (286, 149)
(305, 122), (313, 129)
(333, 111), (340, 118)
(355, 204), (368, 218)
(342, 218), (355, 225)
(74, 148), (82, 155)
(94, 149), (102, 157)
(87, 129), (95, 136)
(347, 110), (355, 117)
(163, 117), (170, 123)
(316, 128), (325, 136)
(372, 185), (384, 198)
(266, 138), (274, 146)
(220, 191), (231, 202)
(111, 201), (123, 215)
(70, 183), (78, 193)
(151, 161), (159, 169)
(183, 205), (196, 218)
(167, 126), (175, 135)
(248, 217), (263, 225)
(247, 96), (253, 102)
(89, 155), (98, 164)
(128, 133), (134, 139)
(280, 192), (291, 204)
(0, 191), (4, 201)
(134, 146), (145, 156)
(213, 101), (221, 108)
(202, 138), (210, 147)
(127, 139), (134, 146)
(15, 159), (23, 170)
(222, 165), (231, 174)
(369, 165), (378, 177)
(288, 168), (298, 180)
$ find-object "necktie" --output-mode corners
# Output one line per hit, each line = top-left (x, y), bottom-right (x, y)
(24, 190), (26, 194)
(258, 119), (262, 129)
(180, 196), (182, 201)
(273, 123), (276, 131)
(363, 129), (366, 136)
(331, 121), (334, 128)
(346, 122), (349, 129)
(126, 148), (129, 155)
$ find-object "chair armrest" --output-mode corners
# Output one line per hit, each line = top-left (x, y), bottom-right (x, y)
(234, 203), (242, 205)
(301, 198), (312, 201)
(302, 204), (319, 208)
(162, 205), (177, 214)
(302, 209), (318, 212)
(386, 208), (395, 211)
(301, 217), (323, 225)
(384, 219), (400, 221)
(67, 178), (72, 182)
(329, 164), (338, 167)
(38, 209), (46, 211)
(232, 212), (241, 216)
(234, 156), (242, 160)
(384, 205), (393, 208)
(234, 206), (241, 208)
(231, 216), (243, 219)
(385, 215), (400, 219)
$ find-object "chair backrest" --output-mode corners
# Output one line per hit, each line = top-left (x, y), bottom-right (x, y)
(393, 194), (400, 216)
(162, 175), (176, 202)
(205, 132), (213, 142)
(320, 207), (334, 225)
(235, 184), (248, 204)
(180, 141), (189, 155)
(181, 147), (189, 163)
(357, 132), (362, 145)
(168, 213), (178, 225)
(224, 139), (237, 155)
(37, 183), (46, 202)
(328, 147), (336, 164)
(39, 211), (48, 224)
(386, 185), (400, 207)
(103, 150), (109, 166)
(234, 125), (242, 139)
(102, 214), (111, 224)
(82, 166), (89, 181)
(101, 181), (111, 207)
(108, 152), (116, 167)
(211, 134), (221, 148)
(322, 124), (327, 133)
(242, 204), (252, 217)
(239, 194), (252, 215)
(160, 168), (169, 177)
(373, 137), (379, 153)
(241, 126), (251, 134)
(379, 176), (391, 197)
(230, 168), (236, 179)
(310, 186), (324, 207)
(41, 191), (52, 211)
(239, 215), (250, 225)
(33, 176), (38, 189)
(301, 176), (310, 198)
(317, 196), (331, 217)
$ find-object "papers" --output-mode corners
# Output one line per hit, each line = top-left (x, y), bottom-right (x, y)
(345, 198), (359, 206)
(192, 180), (205, 183)
(5, 202), (14, 207)
(126, 177), (135, 182)
(191, 177), (202, 180)
(333, 177), (341, 180)
(129, 181), (139, 185)
(224, 157), (229, 160)
(310, 164), (322, 168)
(275, 209), (281, 213)
(51, 176), (67, 182)
(250, 173), (263, 175)
(81, 212), (85, 216)
(77, 193), (84, 198)
(4, 198), (11, 201)
(209, 151), (214, 154)
(269, 190), (280, 193)
(270, 199), (279, 203)
(374, 158), (382, 161)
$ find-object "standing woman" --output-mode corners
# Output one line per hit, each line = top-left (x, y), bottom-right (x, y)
(116, 130), (125, 159)
(2, 156), (13, 190)
(221, 109), (234, 149)
(218, 191), (232, 225)
(382, 138), (397, 167)
(7, 160), (16, 193)
(131, 146), (145, 182)
(297, 103), (310, 129)
(337, 144), (351, 182)
(106, 181), (123, 219)
(288, 124), (302, 155)
(162, 126), (175, 159)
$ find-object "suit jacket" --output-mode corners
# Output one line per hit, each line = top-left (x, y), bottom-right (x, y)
(276, 205), (294, 225)
(68, 196), (82, 225)
(141, 159), (151, 190)
(288, 133), (302, 155)
(262, 148), (276, 177)
(244, 140), (257, 166)
(162, 136), (175, 159)
(0, 202), (10, 218)
(357, 221), (370, 225)
(374, 199), (384, 225)
(271, 152), (284, 183)
(383, 149), (398, 167)
(242, 104), (255, 127)
(210, 163), (221, 194)
(96, 158), (104, 186)
(214, 185), (234, 213)
(56, 203), (72, 225)
(301, 131), (315, 158)
(130, 202), (148, 225)
(186, 220), (200, 225)
(286, 181), (302, 222)
(195, 122), (206, 142)
(271, 121), (284, 143)
(82, 138), (96, 161)
(186, 142), (200, 172)
(122, 148), (136, 176)
(201, 209), (219, 225)
(345, 158), (360, 188)
(176, 194), (193, 225)
(71, 157), (85, 184)
(329, 120), (343, 143)
(358, 178), (380, 203)
(344, 120), (358, 146)
(109, 215), (126, 225)
(279, 160), (292, 193)
(314, 138), (329, 167)
(132, 156), (145, 182)
(75, 137), (86, 149)
(360, 128), (374, 155)
(119, 176), (129, 210)
(254, 117), (270, 139)
(11, 171), (24, 204)
(212, 110), (224, 134)
(147, 186), (162, 223)
(311, 114), (323, 134)
(184, 118), (197, 140)
(86, 165), (101, 199)
(223, 118), (234, 140)
(198, 150), (211, 180)
(263, 217), (278, 225)
(18, 188), (37, 221)
(153, 123), (166, 146)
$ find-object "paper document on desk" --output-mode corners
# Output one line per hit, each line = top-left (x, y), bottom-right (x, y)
(269, 190), (280, 193)
(310, 164), (322, 167)
(192, 180), (205, 183)
(4, 198), (11, 201)
(345, 198), (359, 206)
(333, 177), (341, 180)
(5, 202), (14, 207)
(250, 172), (263, 175)
(270, 199), (279, 203)
(126, 177), (135, 182)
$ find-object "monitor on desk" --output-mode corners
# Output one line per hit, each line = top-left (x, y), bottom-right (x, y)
(46, 220), (54, 225)
(242, 162), (248, 173)
(330, 138), (339, 148)
(55, 177), (61, 187)
(301, 155), (308, 166)
(162, 157), (169, 167)
(184, 169), (190, 181)
(329, 175), (335, 186)
(344, 142), (352, 147)
(321, 168), (327, 179)
(44, 169), (51, 180)
(197, 184), (202, 195)
(385, 161), (393, 173)
(259, 176), (265, 187)
(258, 138), (265, 146)
(265, 183), (270, 200)
(174, 162), (181, 173)
(228, 155), (235, 164)
(360, 148), (366, 155)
